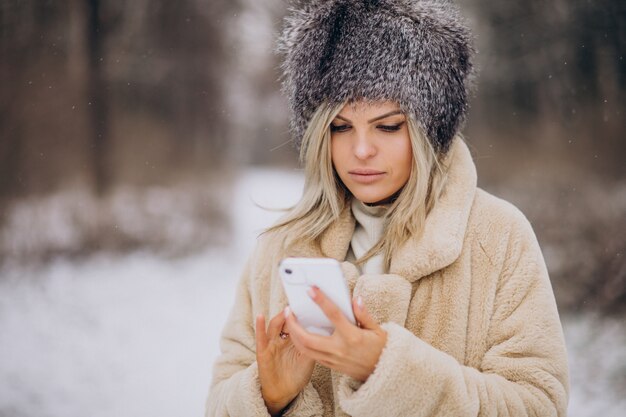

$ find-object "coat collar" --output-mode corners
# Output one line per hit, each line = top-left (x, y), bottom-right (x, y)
(288, 136), (477, 283)
(389, 137), (477, 281)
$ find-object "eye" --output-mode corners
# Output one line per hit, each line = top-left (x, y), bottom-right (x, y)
(377, 122), (405, 132)
(330, 124), (351, 133)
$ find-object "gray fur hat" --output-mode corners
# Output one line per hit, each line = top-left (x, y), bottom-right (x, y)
(276, 0), (475, 154)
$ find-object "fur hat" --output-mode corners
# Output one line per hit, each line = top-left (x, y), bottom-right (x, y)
(276, 0), (475, 154)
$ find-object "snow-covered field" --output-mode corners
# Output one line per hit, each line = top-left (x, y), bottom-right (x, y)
(0, 169), (624, 417)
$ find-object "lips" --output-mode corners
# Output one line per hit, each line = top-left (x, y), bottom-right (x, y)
(349, 168), (385, 175)
(348, 169), (386, 184)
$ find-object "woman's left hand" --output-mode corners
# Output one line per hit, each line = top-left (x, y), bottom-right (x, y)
(283, 286), (387, 382)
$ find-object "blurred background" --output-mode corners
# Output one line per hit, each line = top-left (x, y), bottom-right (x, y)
(0, 0), (624, 416)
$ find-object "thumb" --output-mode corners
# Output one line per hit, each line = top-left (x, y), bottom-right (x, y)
(353, 296), (379, 330)
(255, 314), (268, 352)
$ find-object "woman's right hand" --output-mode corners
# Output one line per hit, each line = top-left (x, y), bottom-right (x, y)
(256, 307), (315, 416)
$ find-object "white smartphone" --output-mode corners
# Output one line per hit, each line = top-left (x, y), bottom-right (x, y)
(279, 257), (356, 336)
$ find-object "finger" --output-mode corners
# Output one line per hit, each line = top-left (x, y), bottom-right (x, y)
(284, 306), (331, 354)
(285, 325), (333, 364)
(255, 314), (268, 351)
(352, 296), (379, 330)
(307, 286), (353, 334)
(283, 309), (344, 368)
(267, 308), (287, 340)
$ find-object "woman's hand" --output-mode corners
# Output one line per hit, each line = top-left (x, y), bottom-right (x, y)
(284, 286), (387, 382)
(255, 310), (315, 416)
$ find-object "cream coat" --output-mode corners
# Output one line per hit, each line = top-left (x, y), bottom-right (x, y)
(206, 138), (570, 417)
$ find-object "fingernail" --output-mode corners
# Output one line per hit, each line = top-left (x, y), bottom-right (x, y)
(284, 306), (290, 319)
(307, 287), (316, 299)
(357, 296), (363, 309)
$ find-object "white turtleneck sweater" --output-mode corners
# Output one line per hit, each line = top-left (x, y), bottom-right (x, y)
(346, 198), (389, 274)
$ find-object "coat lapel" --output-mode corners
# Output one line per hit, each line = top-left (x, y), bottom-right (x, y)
(389, 137), (477, 282)
(320, 205), (355, 260)
(284, 204), (355, 260)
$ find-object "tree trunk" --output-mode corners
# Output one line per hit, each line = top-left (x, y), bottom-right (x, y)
(85, 0), (110, 196)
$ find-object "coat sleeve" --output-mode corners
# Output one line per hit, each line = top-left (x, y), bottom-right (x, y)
(205, 251), (325, 417)
(336, 215), (570, 417)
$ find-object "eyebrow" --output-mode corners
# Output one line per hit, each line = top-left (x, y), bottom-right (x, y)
(334, 110), (404, 124)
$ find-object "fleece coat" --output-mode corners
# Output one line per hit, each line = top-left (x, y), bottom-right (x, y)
(205, 137), (570, 417)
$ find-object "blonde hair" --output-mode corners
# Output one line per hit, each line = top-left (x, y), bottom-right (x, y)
(264, 101), (449, 271)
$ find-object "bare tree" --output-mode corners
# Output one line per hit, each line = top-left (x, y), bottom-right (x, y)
(84, 0), (111, 195)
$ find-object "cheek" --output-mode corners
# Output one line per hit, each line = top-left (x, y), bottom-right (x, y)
(392, 138), (413, 182)
(402, 149), (413, 179)
(330, 139), (346, 170)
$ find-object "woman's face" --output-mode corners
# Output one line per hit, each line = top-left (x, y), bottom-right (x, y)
(330, 100), (413, 205)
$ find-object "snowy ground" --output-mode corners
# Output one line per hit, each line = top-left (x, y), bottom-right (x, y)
(0, 168), (624, 417)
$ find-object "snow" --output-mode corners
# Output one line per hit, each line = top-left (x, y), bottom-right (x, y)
(0, 184), (231, 260)
(0, 168), (624, 417)
(0, 253), (233, 417)
(564, 314), (626, 415)
(0, 168), (304, 417)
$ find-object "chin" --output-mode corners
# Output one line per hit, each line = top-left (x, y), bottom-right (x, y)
(351, 189), (394, 204)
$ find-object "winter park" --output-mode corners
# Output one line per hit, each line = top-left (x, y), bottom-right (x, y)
(1, 1), (625, 417)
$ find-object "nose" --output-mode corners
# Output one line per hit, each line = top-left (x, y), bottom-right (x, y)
(353, 131), (377, 160)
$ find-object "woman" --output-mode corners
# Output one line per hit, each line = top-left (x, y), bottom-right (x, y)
(206, 1), (569, 416)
